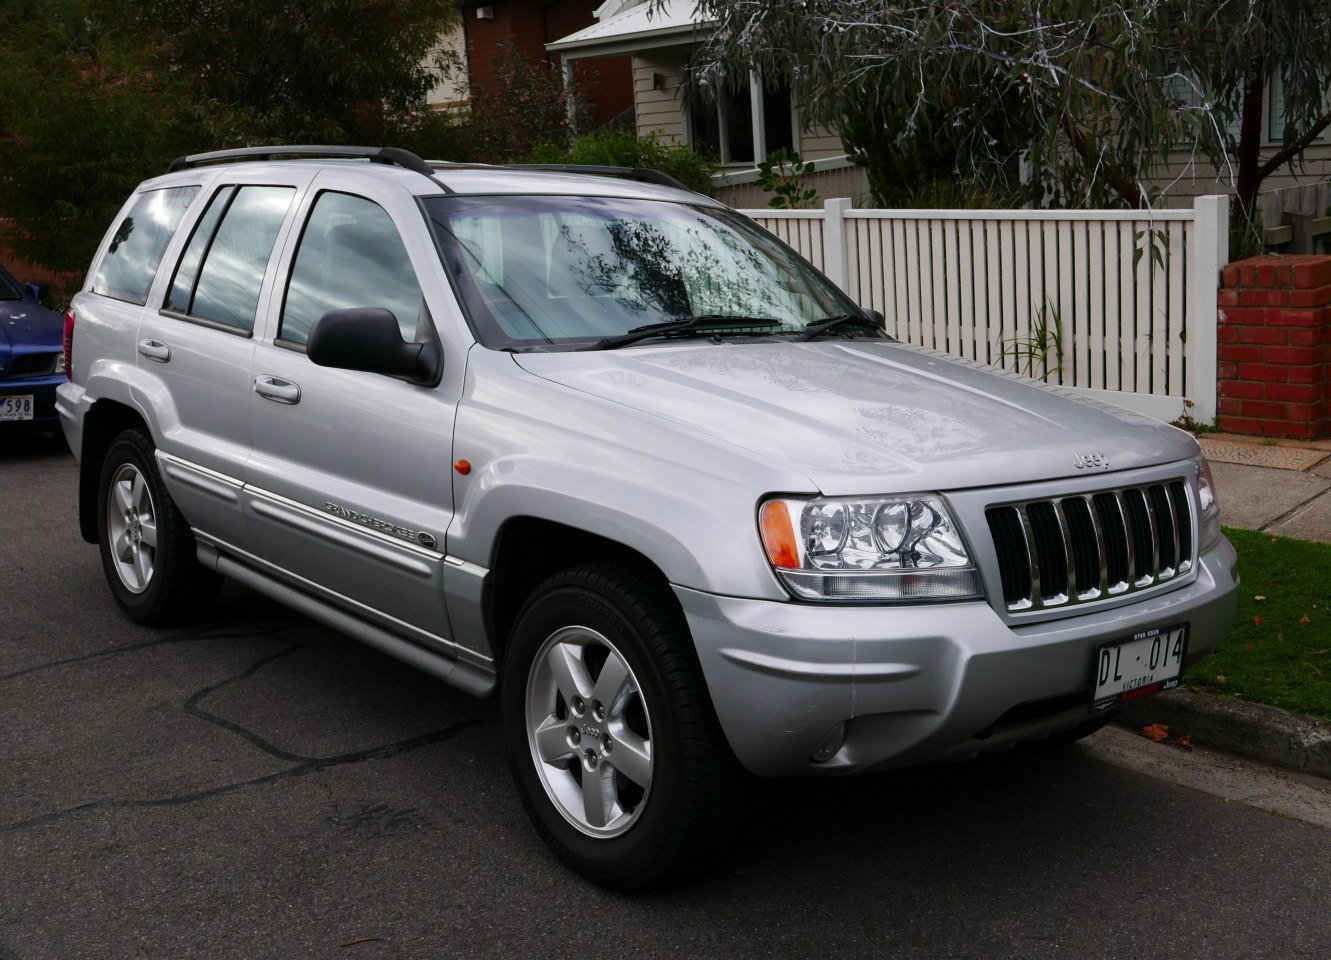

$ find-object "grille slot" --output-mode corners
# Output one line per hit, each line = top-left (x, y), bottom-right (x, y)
(986, 479), (1195, 612)
(3, 352), (58, 378)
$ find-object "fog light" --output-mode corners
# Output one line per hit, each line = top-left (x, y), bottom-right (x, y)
(810, 721), (847, 762)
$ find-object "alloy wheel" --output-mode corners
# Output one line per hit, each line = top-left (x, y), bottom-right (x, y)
(106, 462), (157, 594)
(525, 625), (654, 838)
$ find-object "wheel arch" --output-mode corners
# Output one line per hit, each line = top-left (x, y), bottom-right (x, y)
(482, 516), (674, 668)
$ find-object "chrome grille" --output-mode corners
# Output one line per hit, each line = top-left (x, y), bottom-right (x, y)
(3, 352), (58, 378)
(986, 480), (1194, 611)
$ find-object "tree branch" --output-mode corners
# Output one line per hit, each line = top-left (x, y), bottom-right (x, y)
(1062, 115), (1146, 208)
(1256, 108), (1331, 182)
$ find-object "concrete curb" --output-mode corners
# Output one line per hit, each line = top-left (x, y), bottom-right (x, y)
(1118, 690), (1331, 780)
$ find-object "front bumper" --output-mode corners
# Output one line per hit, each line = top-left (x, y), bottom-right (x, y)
(676, 538), (1238, 777)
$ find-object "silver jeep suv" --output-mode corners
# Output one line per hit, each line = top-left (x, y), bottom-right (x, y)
(58, 146), (1237, 889)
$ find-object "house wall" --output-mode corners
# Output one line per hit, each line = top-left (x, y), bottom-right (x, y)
(1148, 144), (1331, 209)
(632, 51), (687, 144)
(425, 24), (471, 109)
(462, 0), (632, 127)
(714, 165), (870, 208)
(631, 49), (848, 162)
(799, 124), (843, 162)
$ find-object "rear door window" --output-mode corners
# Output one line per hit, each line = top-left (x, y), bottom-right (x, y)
(90, 186), (198, 305)
(165, 185), (296, 334)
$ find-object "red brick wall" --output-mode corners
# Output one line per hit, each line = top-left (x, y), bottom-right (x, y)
(461, 0), (632, 128)
(1217, 254), (1331, 439)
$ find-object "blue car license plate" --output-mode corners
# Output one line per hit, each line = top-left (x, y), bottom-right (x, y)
(0, 395), (34, 421)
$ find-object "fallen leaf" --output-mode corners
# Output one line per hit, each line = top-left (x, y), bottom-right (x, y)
(1302, 661), (1325, 679)
(1244, 643), (1255, 651)
(1254, 595), (1266, 602)
(1216, 675), (1228, 685)
(1301, 615), (1311, 624)
(341, 937), (387, 948)
(1175, 733), (1193, 749)
(1140, 723), (1169, 741)
(1234, 692), (1244, 698)
(1254, 614), (1264, 625)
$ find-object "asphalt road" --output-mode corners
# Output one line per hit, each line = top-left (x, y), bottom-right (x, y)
(4, 433), (1330, 960)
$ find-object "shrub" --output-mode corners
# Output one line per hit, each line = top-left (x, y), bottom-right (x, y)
(467, 43), (582, 163)
(529, 127), (717, 195)
(756, 149), (818, 209)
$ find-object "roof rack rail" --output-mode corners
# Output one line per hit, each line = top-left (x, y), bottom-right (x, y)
(167, 145), (436, 177)
(503, 164), (693, 192)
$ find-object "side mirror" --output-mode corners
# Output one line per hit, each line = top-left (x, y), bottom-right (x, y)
(864, 308), (886, 329)
(25, 282), (48, 305)
(307, 308), (441, 383)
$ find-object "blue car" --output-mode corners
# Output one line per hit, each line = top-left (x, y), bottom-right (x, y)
(1, 263), (65, 432)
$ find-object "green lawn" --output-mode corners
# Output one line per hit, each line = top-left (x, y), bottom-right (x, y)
(1183, 527), (1331, 722)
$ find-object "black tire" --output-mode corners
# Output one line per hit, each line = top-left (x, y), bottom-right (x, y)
(95, 427), (220, 625)
(501, 561), (743, 891)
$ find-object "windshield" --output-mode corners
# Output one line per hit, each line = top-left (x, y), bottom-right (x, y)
(423, 196), (859, 349)
(0, 267), (22, 301)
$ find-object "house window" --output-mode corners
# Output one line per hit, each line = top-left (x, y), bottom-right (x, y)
(1267, 74), (1330, 144)
(689, 73), (795, 164)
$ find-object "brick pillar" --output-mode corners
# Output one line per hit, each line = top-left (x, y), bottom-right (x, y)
(1217, 255), (1331, 439)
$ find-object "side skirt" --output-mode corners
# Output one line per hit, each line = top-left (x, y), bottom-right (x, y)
(196, 539), (497, 699)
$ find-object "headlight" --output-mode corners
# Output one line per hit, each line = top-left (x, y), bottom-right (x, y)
(54, 352), (66, 375)
(759, 494), (983, 602)
(1197, 456), (1222, 552)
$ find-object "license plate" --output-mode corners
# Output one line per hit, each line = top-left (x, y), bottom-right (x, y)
(1091, 625), (1188, 710)
(0, 395), (34, 421)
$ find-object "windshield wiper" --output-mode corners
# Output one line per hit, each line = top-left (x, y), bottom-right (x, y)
(579, 315), (783, 351)
(795, 313), (886, 342)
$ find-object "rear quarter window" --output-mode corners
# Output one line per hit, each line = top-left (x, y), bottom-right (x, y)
(90, 186), (199, 305)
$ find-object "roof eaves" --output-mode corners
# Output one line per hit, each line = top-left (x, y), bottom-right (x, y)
(547, 21), (707, 58)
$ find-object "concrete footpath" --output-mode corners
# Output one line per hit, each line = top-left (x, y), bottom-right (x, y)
(1117, 432), (1331, 779)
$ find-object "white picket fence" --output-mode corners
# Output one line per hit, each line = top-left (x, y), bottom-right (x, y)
(741, 196), (1229, 423)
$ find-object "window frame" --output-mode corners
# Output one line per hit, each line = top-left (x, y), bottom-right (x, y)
(275, 188), (428, 353)
(158, 182), (297, 338)
(91, 185), (200, 307)
(686, 69), (798, 166)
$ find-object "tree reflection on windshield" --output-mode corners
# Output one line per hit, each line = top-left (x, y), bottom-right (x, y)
(427, 196), (856, 348)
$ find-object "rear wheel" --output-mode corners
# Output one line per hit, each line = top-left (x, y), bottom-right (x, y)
(502, 561), (742, 890)
(96, 427), (220, 625)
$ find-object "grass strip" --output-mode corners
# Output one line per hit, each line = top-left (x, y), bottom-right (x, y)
(1183, 527), (1331, 722)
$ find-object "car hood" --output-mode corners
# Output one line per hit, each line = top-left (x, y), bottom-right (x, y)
(513, 340), (1198, 495)
(0, 299), (63, 351)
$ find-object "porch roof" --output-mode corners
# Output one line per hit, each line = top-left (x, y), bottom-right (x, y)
(546, 0), (709, 60)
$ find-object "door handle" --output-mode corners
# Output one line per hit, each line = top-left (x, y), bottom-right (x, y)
(137, 339), (171, 362)
(253, 375), (301, 405)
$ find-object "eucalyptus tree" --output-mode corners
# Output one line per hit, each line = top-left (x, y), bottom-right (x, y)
(684, 0), (1331, 215)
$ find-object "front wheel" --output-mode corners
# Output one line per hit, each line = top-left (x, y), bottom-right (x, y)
(502, 562), (742, 890)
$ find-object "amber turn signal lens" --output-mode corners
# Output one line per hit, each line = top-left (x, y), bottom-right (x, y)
(760, 500), (800, 570)
(454, 459), (471, 475)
